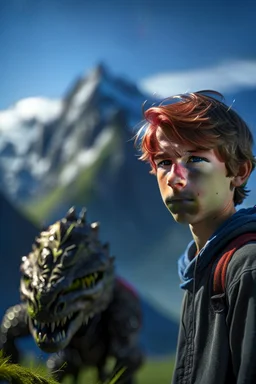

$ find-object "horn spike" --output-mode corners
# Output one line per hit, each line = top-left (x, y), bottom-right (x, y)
(78, 207), (87, 224)
(103, 242), (110, 252)
(91, 222), (100, 238)
(66, 206), (77, 222)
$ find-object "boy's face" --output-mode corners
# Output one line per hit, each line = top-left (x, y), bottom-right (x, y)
(154, 127), (235, 225)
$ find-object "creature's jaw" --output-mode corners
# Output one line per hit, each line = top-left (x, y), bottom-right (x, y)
(30, 311), (86, 352)
(28, 279), (111, 353)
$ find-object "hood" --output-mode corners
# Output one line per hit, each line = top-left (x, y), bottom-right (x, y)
(178, 205), (256, 290)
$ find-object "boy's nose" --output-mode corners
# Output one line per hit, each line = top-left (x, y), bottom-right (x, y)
(167, 163), (187, 190)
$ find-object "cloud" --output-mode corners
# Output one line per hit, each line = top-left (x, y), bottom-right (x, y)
(139, 60), (256, 98)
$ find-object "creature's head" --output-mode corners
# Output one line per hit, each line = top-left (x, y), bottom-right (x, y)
(20, 207), (115, 353)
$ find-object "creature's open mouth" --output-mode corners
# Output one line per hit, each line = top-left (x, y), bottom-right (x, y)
(31, 311), (80, 346)
(30, 271), (106, 350)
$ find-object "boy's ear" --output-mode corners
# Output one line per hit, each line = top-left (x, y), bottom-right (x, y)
(232, 160), (252, 187)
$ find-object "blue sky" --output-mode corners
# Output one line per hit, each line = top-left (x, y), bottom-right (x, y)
(1, 0), (256, 109)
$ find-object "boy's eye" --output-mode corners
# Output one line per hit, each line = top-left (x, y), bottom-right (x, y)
(156, 156), (209, 168)
(156, 159), (172, 167)
(187, 156), (207, 163)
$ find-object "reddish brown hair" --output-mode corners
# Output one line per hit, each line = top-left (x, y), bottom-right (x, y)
(135, 90), (255, 205)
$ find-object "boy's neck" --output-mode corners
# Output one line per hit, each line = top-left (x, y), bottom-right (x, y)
(189, 208), (237, 253)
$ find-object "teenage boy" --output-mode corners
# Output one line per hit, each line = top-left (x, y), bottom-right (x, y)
(135, 90), (256, 384)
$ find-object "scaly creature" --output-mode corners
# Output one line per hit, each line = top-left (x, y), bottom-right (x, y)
(0, 207), (144, 383)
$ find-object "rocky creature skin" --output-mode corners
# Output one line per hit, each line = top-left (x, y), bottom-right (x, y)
(0, 208), (144, 383)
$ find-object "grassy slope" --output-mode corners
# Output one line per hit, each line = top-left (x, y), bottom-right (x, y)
(23, 125), (121, 225)
(60, 357), (175, 384)
(2, 353), (171, 384)
(0, 352), (59, 384)
(19, 354), (175, 384)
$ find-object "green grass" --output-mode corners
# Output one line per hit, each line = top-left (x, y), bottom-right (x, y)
(52, 356), (175, 384)
(2, 352), (173, 384)
(16, 353), (175, 384)
(0, 351), (59, 384)
(136, 357), (174, 384)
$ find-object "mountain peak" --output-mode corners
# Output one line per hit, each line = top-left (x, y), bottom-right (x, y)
(93, 62), (109, 78)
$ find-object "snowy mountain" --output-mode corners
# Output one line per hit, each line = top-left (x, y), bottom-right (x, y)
(0, 97), (63, 199)
(0, 64), (146, 203)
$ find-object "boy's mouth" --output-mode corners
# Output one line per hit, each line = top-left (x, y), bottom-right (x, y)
(166, 196), (194, 204)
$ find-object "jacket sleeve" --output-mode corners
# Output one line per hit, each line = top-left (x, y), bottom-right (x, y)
(226, 260), (256, 383)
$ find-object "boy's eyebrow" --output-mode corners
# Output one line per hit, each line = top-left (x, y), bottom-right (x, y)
(153, 149), (199, 160)
(153, 152), (171, 160)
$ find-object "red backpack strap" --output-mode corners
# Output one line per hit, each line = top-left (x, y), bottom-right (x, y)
(213, 232), (256, 295)
(116, 276), (139, 298)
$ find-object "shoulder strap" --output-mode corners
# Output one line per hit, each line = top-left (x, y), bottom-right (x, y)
(116, 276), (139, 298)
(213, 232), (256, 295)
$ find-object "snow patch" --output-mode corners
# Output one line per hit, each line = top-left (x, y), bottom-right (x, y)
(0, 97), (63, 130)
(59, 127), (114, 185)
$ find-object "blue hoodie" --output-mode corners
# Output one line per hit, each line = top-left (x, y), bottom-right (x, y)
(178, 205), (256, 290)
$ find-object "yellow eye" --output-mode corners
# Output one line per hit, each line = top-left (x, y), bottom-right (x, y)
(66, 278), (82, 292)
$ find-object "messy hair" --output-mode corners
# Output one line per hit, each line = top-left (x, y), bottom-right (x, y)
(135, 90), (255, 206)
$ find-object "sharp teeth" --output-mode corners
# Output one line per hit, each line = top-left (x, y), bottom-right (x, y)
(57, 320), (60, 327)
(51, 323), (55, 333)
(62, 330), (65, 338)
(62, 317), (67, 326)
(84, 316), (89, 325)
(34, 320), (38, 326)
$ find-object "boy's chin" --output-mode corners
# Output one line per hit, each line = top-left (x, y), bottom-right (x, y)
(171, 213), (191, 224)
(171, 210), (201, 225)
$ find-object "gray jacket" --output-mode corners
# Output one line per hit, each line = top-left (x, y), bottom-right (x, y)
(172, 209), (256, 384)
